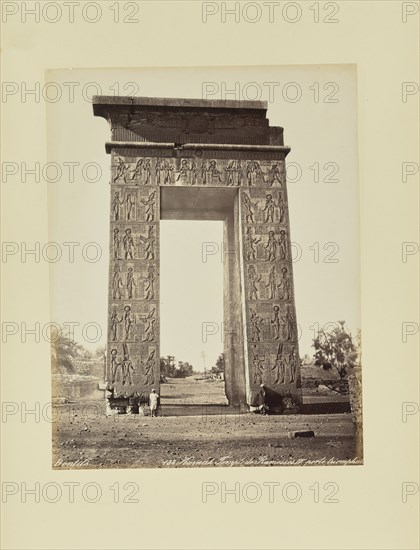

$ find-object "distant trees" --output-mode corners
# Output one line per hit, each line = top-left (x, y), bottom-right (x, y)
(51, 329), (104, 376)
(51, 333), (78, 374)
(210, 353), (225, 375)
(312, 321), (358, 380)
(160, 355), (194, 378)
(177, 362), (194, 378)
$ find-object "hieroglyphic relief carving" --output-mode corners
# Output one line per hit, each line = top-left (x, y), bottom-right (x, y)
(112, 264), (124, 299)
(123, 305), (135, 341)
(243, 192), (256, 223)
(245, 227), (261, 261)
(288, 347), (298, 383)
(249, 308), (264, 342)
(248, 265), (261, 300)
(139, 225), (156, 260)
(140, 266), (156, 300)
(112, 156), (286, 188)
(271, 305), (281, 340)
(108, 154), (160, 398)
(252, 350), (265, 385)
(126, 267), (136, 299)
(140, 190), (156, 222)
(271, 343), (286, 384)
(114, 158), (129, 183)
(282, 306), (295, 341)
(278, 267), (291, 300)
(266, 266), (276, 300)
(141, 308), (156, 342)
(126, 193), (136, 220)
(113, 191), (124, 221)
(141, 348), (156, 385)
(123, 228), (135, 259)
(113, 228), (121, 260)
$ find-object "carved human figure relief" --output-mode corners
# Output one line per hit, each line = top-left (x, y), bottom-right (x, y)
(113, 228), (121, 260)
(141, 190), (156, 222)
(277, 193), (286, 223)
(110, 308), (122, 342)
(176, 159), (190, 183)
(246, 160), (257, 186)
(126, 267), (136, 300)
(141, 266), (156, 300)
(123, 228), (135, 260)
(113, 191), (124, 221)
(139, 226), (155, 260)
(155, 159), (164, 185)
(266, 266), (277, 300)
(141, 308), (156, 342)
(246, 227), (261, 261)
(252, 351), (265, 385)
(248, 265), (261, 300)
(126, 194), (136, 221)
(278, 267), (291, 300)
(249, 308), (263, 342)
(271, 343), (286, 384)
(200, 160), (207, 184)
(143, 159), (152, 185)
(265, 230), (279, 262)
(130, 159), (143, 181)
(114, 158), (129, 183)
(288, 347), (298, 383)
(282, 306), (295, 341)
(279, 229), (288, 260)
(243, 192), (256, 224)
(190, 160), (199, 185)
(123, 305), (135, 341)
(268, 162), (284, 187)
(235, 160), (243, 186)
(110, 348), (120, 383)
(155, 158), (174, 185)
(225, 160), (236, 186)
(263, 194), (276, 223)
(112, 264), (124, 299)
(121, 343), (135, 385)
(208, 160), (223, 183)
(142, 349), (156, 385)
(271, 305), (281, 340)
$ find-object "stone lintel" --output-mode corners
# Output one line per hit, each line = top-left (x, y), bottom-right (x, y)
(105, 141), (291, 155)
(93, 95), (268, 112)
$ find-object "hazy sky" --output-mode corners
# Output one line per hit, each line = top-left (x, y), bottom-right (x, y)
(47, 65), (360, 368)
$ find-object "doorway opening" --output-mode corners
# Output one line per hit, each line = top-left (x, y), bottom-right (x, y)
(159, 218), (227, 405)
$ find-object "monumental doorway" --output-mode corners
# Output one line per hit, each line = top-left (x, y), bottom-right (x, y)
(93, 96), (302, 412)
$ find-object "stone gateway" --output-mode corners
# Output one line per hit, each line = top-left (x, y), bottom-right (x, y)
(93, 96), (302, 413)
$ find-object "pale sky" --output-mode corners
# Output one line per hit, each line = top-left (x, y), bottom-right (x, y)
(47, 65), (360, 369)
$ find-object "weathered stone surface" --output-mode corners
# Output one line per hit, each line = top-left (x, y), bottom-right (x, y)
(93, 96), (283, 146)
(94, 96), (302, 410)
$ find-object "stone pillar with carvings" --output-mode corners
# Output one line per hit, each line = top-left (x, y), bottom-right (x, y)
(239, 169), (302, 411)
(107, 151), (160, 403)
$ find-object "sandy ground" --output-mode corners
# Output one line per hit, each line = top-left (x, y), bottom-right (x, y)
(52, 376), (362, 469)
(52, 409), (362, 470)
